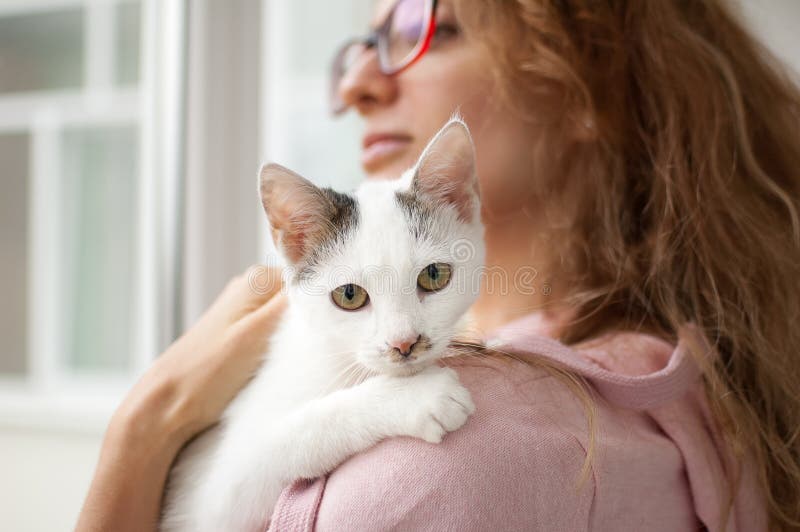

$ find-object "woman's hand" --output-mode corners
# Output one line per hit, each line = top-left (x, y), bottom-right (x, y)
(117, 264), (287, 445)
(76, 265), (287, 532)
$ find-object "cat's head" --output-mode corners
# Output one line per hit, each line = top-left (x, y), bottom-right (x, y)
(260, 118), (484, 377)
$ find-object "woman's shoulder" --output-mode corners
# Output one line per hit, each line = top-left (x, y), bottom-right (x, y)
(269, 347), (702, 532)
(315, 359), (598, 531)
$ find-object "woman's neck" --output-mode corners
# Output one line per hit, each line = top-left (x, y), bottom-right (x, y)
(469, 207), (569, 336)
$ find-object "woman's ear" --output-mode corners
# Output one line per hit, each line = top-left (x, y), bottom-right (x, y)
(411, 116), (480, 223)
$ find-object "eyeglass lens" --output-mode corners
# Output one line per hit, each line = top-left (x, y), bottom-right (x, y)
(329, 0), (431, 114)
(381, 0), (428, 70)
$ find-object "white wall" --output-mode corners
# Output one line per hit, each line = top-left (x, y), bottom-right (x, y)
(1, 2), (798, 531)
(738, 0), (800, 76)
(0, 426), (101, 531)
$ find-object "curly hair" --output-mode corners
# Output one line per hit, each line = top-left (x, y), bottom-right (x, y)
(455, 1), (800, 529)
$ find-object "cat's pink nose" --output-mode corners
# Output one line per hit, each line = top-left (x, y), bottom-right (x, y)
(389, 335), (421, 357)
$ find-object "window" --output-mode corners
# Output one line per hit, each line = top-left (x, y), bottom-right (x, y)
(0, 0), (182, 431)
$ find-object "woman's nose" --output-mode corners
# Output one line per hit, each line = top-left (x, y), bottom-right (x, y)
(337, 49), (398, 115)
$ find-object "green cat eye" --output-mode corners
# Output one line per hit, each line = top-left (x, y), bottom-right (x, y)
(331, 283), (370, 310)
(417, 263), (452, 292)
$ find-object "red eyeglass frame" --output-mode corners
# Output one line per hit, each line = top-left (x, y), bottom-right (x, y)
(330, 0), (439, 115)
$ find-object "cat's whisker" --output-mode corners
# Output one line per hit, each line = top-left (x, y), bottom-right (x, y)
(355, 362), (377, 383)
(352, 365), (373, 386)
(324, 358), (369, 394)
(442, 339), (496, 363)
(346, 366), (364, 388)
(325, 361), (359, 389)
(342, 362), (365, 387)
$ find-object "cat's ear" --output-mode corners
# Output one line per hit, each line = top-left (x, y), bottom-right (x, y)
(259, 163), (350, 264)
(411, 117), (479, 222)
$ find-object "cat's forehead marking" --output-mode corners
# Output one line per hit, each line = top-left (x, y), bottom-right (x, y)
(295, 188), (359, 282)
(394, 188), (436, 240)
(320, 188), (359, 234)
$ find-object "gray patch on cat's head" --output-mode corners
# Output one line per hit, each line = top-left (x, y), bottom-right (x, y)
(294, 188), (359, 283)
(394, 187), (438, 241)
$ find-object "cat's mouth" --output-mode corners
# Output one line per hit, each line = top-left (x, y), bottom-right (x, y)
(362, 335), (442, 377)
(383, 334), (433, 364)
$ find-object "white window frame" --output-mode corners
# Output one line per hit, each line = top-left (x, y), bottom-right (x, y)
(0, 0), (185, 434)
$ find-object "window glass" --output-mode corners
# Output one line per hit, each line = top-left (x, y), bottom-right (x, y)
(0, 9), (84, 94)
(115, 1), (141, 86)
(60, 125), (139, 372)
(267, 0), (371, 191)
(287, 0), (371, 77)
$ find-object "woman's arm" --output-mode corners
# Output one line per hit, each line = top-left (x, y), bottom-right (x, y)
(75, 266), (287, 532)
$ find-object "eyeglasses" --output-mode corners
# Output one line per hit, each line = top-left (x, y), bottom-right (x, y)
(329, 0), (439, 115)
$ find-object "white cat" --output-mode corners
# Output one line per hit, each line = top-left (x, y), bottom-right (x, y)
(160, 118), (485, 532)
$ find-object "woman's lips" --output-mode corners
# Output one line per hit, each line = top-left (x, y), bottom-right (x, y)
(361, 134), (412, 169)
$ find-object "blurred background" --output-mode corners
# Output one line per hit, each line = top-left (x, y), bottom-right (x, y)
(0, 0), (797, 530)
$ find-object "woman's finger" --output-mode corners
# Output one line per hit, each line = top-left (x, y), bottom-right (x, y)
(229, 293), (289, 355)
(241, 265), (284, 304)
(201, 265), (284, 328)
(242, 292), (288, 332)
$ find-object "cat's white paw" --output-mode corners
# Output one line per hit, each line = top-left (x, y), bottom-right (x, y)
(378, 366), (475, 444)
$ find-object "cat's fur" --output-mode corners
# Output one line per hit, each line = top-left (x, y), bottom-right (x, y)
(160, 118), (485, 532)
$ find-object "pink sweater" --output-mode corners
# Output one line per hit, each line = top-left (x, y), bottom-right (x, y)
(267, 314), (767, 531)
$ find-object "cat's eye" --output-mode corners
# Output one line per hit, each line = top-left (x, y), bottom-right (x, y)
(331, 283), (369, 311)
(417, 263), (452, 292)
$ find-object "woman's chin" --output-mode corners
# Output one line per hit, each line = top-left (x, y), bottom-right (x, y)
(362, 149), (418, 180)
(363, 162), (405, 181)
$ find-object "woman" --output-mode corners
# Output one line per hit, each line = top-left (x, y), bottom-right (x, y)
(77, 0), (800, 530)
